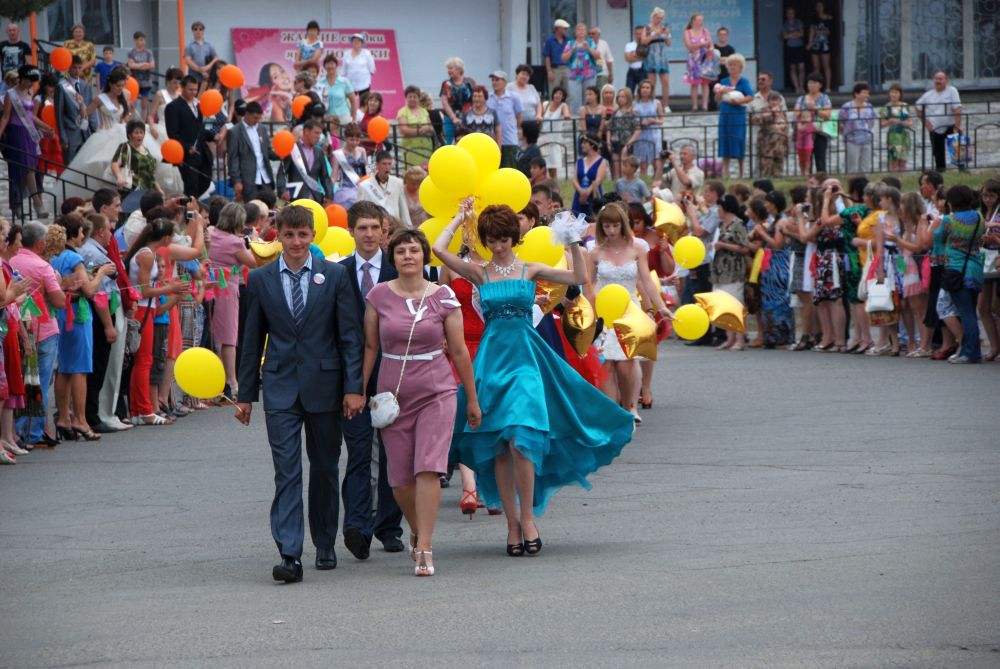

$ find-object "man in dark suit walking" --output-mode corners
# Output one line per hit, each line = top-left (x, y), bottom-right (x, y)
(54, 56), (96, 163)
(227, 100), (282, 202)
(279, 119), (333, 204)
(236, 205), (366, 583)
(164, 74), (212, 198)
(337, 201), (405, 558)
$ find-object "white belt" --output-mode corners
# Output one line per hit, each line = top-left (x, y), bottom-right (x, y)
(382, 350), (443, 361)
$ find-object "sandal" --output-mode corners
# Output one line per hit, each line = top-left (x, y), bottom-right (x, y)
(73, 427), (101, 441)
(138, 413), (173, 426)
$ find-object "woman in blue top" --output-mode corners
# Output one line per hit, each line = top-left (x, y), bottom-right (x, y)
(714, 52), (753, 178)
(319, 53), (356, 124)
(433, 203), (633, 557)
(50, 214), (115, 441)
(572, 134), (608, 217)
(294, 20), (324, 72)
(934, 185), (985, 363)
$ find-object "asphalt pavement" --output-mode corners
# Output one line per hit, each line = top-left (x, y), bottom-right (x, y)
(1, 343), (998, 668)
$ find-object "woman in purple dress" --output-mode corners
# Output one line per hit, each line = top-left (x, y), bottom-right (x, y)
(363, 229), (480, 577)
(0, 65), (54, 217)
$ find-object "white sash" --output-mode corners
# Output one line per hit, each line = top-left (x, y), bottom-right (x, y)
(289, 144), (324, 196)
(7, 90), (40, 144)
(60, 79), (82, 113)
(332, 149), (361, 187)
(360, 177), (389, 207)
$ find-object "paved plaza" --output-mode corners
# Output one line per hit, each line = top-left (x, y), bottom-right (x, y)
(1, 344), (998, 668)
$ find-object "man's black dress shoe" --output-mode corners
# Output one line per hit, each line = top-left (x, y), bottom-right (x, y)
(315, 547), (337, 570)
(343, 528), (370, 560)
(272, 557), (303, 583)
(380, 536), (405, 553)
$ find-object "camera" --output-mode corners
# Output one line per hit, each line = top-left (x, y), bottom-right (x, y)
(185, 210), (197, 220)
(801, 203), (810, 214)
(659, 149), (673, 161)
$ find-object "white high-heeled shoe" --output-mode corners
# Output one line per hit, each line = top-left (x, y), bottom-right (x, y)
(414, 550), (434, 577)
(1, 440), (27, 456)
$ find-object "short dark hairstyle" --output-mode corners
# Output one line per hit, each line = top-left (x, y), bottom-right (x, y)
(181, 74), (199, 88)
(56, 212), (88, 241)
(133, 31), (145, 40)
(531, 184), (552, 199)
(71, 55), (83, 66)
(277, 204), (315, 230)
(306, 20), (320, 32)
(404, 84), (421, 98)
(102, 45), (114, 53)
(752, 179), (774, 194)
(920, 170), (944, 189)
(302, 118), (323, 132)
(191, 21), (205, 30)
(529, 156), (547, 170)
(257, 189), (277, 209)
(477, 205), (521, 246)
(374, 150), (393, 163)
(125, 119), (145, 137)
(522, 121), (540, 145)
(852, 81), (870, 96)
(92, 188), (119, 212)
(764, 189), (787, 212)
(343, 122), (362, 138)
(550, 190), (564, 207)
(847, 176), (869, 202)
(758, 71), (773, 81)
(880, 176), (902, 190)
(207, 195), (227, 227)
(789, 184), (808, 205)
(386, 228), (431, 268)
(244, 202), (261, 222)
(704, 180), (726, 199)
(139, 190), (165, 217)
(807, 72), (825, 87)
(519, 202), (540, 226)
(945, 184), (977, 212)
(61, 197), (86, 215)
(322, 53), (338, 67)
(347, 201), (385, 229)
(515, 64), (533, 77)
(165, 66), (183, 82)
(550, 86), (567, 101)
(245, 100), (263, 115)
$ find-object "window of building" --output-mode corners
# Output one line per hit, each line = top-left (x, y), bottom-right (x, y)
(46, 0), (119, 46)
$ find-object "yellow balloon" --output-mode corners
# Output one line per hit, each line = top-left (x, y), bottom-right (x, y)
(428, 145), (478, 198)
(319, 226), (356, 257)
(476, 167), (531, 212)
(418, 178), (460, 219)
(613, 301), (658, 360)
(652, 198), (687, 243)
(673, 304), (711, 340)
(174, 347), (226, 399)
(516, 226), (565, 267)
(418, 217), (463, 266)
(457, 132), (500, 185)
(673, 235), (706, 269)
(290, 199), (328, 244)
(695, 290), (747, 333)
(595, 284), (632, 323)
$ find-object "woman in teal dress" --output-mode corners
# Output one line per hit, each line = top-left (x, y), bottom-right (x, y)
(433, 204), (634, 557)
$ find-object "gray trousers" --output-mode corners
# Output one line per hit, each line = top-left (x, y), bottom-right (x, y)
(845, 141), (872, 174)
(98, 303), (126, 426)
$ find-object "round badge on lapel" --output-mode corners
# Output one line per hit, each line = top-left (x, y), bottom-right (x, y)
(313, 273), (326, 285)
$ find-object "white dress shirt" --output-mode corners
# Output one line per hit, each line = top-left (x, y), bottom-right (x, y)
(353, 248), (382, 293)
(243, 121), (271, 185)
(340, 49), (376, 92)
(278, 253), (312, 310)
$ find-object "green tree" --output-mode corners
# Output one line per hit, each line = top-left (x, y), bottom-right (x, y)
(0, 0), (58, 22)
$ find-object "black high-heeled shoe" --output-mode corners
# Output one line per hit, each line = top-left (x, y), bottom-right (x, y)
(56, 425), (78, 441)
(506, 541), (524, 557)
(37, 433), (60, 447)
(524, 531), (543, 556)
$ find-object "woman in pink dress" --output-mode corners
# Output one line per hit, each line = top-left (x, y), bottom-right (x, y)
(363, 229), (480, 577)
(208, 203), (257, 394)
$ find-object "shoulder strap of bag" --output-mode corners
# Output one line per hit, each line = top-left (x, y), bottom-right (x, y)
(957, 213), (982, 278)
(393, 281), (432, 398)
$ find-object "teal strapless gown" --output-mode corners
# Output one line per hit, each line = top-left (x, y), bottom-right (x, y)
(452, 275), (634, 515)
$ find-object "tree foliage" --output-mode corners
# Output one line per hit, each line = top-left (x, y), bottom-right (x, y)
(0, 0), (58, 23)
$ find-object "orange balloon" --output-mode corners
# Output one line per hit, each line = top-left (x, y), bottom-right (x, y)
(124, 76), (139, 102)
(50, 47), (72, 72)
(292, 95), (312, 119)
(218, 64), (244, 90)
(272, 130), (296, 159)
(367, 116), (390, 143)
(40, 105), (56, 128)
(161, 139), (185, 165)
(325, 204), (348, 228)
(199, 89), (223, 117)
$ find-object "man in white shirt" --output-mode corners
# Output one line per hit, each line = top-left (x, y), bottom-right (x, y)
(227, 101), (279, 202)
(664, 145), (705, 199)
(357, 150), (412, 229)
(919, 170), (944, 216)
(916, 70), (962, 171)
(623, 24), (646, 93)
(589, 25), (614, 89)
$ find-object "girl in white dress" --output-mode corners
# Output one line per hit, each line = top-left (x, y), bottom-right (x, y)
(540, 87), (571, 180)
(145, 66), (182, 141)
(62, 67), (182, 204)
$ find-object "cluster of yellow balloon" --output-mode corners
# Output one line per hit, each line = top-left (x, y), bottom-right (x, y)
(418, 133), (533, 263)
(593, 285), (657, 359)
(695, 290), (747, 333)
(175, 347), (226, 399)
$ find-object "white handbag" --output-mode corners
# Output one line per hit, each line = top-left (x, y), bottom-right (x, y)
(369, 282), (430, 429)
(864, 253), (896, 313)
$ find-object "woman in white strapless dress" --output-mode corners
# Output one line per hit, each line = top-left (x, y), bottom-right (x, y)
(61, 67), (183, 206)
(585, 202), (672, 424)
(145, 66), (182, 143)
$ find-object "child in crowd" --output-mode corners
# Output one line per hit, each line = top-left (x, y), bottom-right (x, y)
(127, 31), (156, 118)
(94, 46), (119, 91)
(616, 156), (651, 203)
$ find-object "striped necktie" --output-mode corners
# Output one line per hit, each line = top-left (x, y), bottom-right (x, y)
(284, 267), (307, 325)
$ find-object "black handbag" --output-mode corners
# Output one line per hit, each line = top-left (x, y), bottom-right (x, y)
(635, 43), (650, 58)
(941, 214), (981, 292)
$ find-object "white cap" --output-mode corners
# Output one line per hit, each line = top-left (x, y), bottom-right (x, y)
(554, 19), (570, 29)
(489, 70), (508, 80)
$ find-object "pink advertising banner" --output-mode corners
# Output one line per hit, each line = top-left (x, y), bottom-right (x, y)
(230, 27), (405, 121)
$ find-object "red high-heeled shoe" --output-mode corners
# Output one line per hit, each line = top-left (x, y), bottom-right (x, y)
(460, 489), (477, 517)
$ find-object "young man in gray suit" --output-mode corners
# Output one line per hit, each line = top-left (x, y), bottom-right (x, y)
(279, 118), (333, 204)
(54, 55), (96, 164)
(227, 100), (281, 203)
(236, 205), (365, 583)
